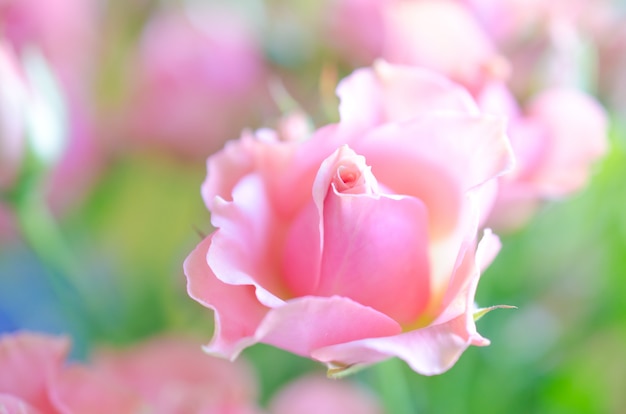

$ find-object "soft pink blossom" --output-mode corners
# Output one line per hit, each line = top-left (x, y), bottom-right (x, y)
(482, 86), (608, 230)
(0, 332), (263, 413)
(269, 375), (384, 414)
(0, 0), (98, 96)
(0, 332), (70, 413)
(185, 63), (514, 375)
(325, 0), (390, 64)
(121, 8), (271, 159)
(327, 0), (509, 94)
(70, 336), (262, 414)
(0, 0), (104, 215)
(0, 40), (27, 191)
(330, 0), (610, 229)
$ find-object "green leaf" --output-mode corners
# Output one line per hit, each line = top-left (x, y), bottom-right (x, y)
(474, 305), (517, 322)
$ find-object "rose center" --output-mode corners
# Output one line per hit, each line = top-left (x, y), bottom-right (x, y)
(339, 168), (358, 185)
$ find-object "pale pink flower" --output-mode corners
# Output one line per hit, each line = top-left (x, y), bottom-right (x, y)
(0, 332), (263, 414)
(66, 336), (262, 414)
(381, 0), (510, 94)
(0, 0), (98, 96)
(0, 0), (104, 215)
(325, 0), (390, 64)
(0, 40), (28, 191)
(185, 63), (514, 376)
(269, 375), (384, 414)
(336, 46), (607, 232)
(0, 332), (70, 414)
(121, 8), (270, 159)
(481, 85), (608, 231)
(327, 0), (509, 94)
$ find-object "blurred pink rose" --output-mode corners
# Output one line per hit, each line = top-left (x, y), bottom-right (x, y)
(0, 332), (70, 413)
(327, 0), (610, 231)
(325, 0), (390, 64)
(65, 336), (263, 414)
(0, 0), (98, 96)
(185, 63), (514, 375)
(480, 85), (608, 230)
(0, 40), (27, 192)
(269, 375), (384, 414)
(459, 0), (609, 97)
(121, 8), (271, 159)
(0, 332), (263, 413)
(0, 0), (104, 215)
(327, 0), (509, 94)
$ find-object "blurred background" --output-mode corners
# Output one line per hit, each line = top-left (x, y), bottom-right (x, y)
(1, 0), (626, 412)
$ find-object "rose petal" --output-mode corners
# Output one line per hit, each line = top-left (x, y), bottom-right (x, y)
(209, 173), (289, 306)
(202, 132), (297, 211)
(353, 114), (513, 238)
(311, 231), (498, 376)
(312, 312), (487, 376)
(434, 228), (501, 325)
(255, 296), (402, 357)
(282, 200), (322, 297)
(337, 60), (480, 128)
(316, 189), (430, 325)
(184, 236), (268, 359)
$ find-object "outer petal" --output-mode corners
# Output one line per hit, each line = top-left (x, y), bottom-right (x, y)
(201, 131), (297, 211)
(184, 236), (268, 359)
(434, 229), (501, 325)
(337, 60), (480, 128)
(209, 173), (290, 305)
(311, 230), (498, 376)
(255, 296), (402, 358)
(312, 312), (486, 376)
(0, 332), (69, 413)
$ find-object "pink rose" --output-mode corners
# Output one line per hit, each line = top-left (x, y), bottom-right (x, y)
(324, 0), (390, 64)
(327, 0), (509, 94)
(185, 63), (514, 375)
(0, 332), (70, 413)
(481, 86), (608, 231)
(269, 374), (384, 414)
(120, 7), (271, 159)
(0, 332), (263, 413)
(0, 40), (28, 191)
(1, 0), (104, 215)
(68, 336), (262, 414)
(337, 62), (607, 232)
(0, 0), (98, 96)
